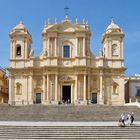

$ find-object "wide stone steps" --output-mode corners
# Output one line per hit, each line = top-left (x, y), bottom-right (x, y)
(0, 126), (139, 139)
(0, 105), (139, 121)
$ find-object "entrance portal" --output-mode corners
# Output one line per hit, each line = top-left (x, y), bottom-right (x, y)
(62, 86), (71, 103)
(91, 93), (97, 104)
(36, 93), (41, 104)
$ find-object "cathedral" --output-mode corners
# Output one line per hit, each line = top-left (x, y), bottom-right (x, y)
(8, 16), (125, 105)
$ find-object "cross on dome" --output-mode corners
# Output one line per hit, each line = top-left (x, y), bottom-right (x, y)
(64, 6), (69, 20)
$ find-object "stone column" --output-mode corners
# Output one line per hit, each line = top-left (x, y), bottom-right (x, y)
(25, 41), (27, 59)
(55, 37), (57, 57)
(8, 76), (12, 105)
(47, 38), (50, 57)
(88, 75), (91, 102)
(10, 41), (13, 59)
(43, 75), (46, 101)
(13, 40), (16, 58)
(83, 74), (86, 100)
(8, 76), (14, 105)
(55, 74), (58, 102)
(23, 41), (25, 59)
(28, 75), (33, 104)
(71, 84), (74, 104)
(46, 74), (50, 104)
(83, 37), (85, 56)
(76, 38), (78, 56)
(99, 72), (103, 104)
(75, 75), (78, 103)
(121, 41), (124, 59)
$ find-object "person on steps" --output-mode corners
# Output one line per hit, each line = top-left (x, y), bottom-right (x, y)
(130, 112), (134, 125)
(118, 113), (125, 127)
(127, 112), (131, 125)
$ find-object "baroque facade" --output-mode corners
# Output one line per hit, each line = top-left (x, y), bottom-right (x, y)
(8, 16), (125, 105)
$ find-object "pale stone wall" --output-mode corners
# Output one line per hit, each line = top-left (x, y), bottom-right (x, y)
(8, 18), (125, 106)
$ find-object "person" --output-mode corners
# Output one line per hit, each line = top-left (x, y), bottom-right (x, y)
(68, 99), (70, 104)
(127, 112), (131, 125)
(131, 112), (134, 125)
(118, 113), (125, 127)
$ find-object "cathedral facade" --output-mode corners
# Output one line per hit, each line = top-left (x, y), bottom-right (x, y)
(8, 16), (125, 105)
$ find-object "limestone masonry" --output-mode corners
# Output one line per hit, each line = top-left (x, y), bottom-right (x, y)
(8, 16), (125, 105)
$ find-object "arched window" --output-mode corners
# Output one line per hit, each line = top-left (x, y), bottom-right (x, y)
(16, 45), (21, 56)
(63, 45), (70, 58)
(16, 83), (22, 95)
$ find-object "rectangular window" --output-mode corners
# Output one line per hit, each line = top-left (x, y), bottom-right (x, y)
(64, 45), (70, 58)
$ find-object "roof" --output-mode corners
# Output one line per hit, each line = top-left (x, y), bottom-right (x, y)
(42, 16), (90, 34)
(14, 21), (28, 30)
(10, 21), (32, 38)
(106, 19), (120, 31)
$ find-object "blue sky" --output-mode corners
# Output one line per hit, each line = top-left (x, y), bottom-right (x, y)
(0, 0), (140, 75)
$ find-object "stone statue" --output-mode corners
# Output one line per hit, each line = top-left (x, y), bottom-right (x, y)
(29, 48), (34, 57)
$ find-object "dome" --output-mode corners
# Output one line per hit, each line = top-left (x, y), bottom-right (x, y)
(106, 19), (120, 31)
(13, 21), (27, 31)
(10, 21), (31, 37)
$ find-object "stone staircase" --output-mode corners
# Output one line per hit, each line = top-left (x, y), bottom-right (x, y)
(0, 105), (139, 121)
(0, 125), (139, 139)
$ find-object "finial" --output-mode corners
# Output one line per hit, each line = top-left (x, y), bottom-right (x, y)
(20, 16), (23, 24)
(111, 17), (115, 24)
(48, 18), (50, 24)
(65, 15), (68, 20)
(55, 18), (57, 24)
(76, 18), (78, 24)
(83, 18), (85, 24)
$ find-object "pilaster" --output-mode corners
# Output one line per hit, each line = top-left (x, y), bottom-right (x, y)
(46, 74), (50, 104)
(99, 72), (104, 104)
(55, 74), (58, 102)
(55, 37), (57, 57)
(74, 75), (78, 104)
(47, 37), (50, 57)
(28, 75), (33, 104)
(83, 74), (86, 100)
(42, 75), (46, 101)
(83, 37), (85, 56)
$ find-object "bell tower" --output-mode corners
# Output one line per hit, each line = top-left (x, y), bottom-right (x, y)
(9, 21), (32, 60)
(102, 19), (124, 60)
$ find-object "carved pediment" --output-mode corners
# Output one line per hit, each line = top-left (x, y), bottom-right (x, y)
(46, 21), (86, 33)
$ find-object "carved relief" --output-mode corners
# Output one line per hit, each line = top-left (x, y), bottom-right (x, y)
(59, 75), (73, 81)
